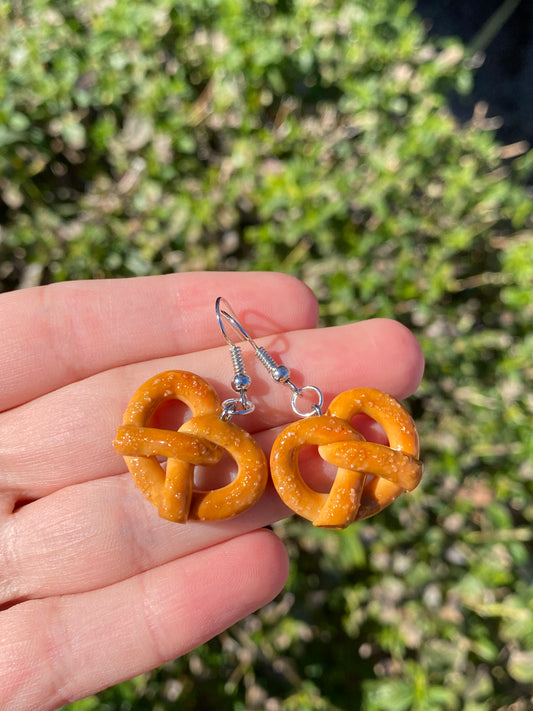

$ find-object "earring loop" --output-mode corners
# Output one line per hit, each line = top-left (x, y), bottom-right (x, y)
(289, 384), (324, 418)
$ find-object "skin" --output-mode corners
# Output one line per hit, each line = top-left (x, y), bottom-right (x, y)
(0, 271), (424, 711)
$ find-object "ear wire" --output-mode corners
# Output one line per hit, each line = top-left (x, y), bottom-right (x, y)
(215, 297), (323, 418)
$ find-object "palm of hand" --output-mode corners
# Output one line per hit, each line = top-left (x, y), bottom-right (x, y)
(0, 272), (423, 711)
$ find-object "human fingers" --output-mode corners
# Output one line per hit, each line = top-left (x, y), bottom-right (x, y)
(1, 318), (422, 605)
(0, 318), (424, 504)
(0, 529), (289, 711)
(0, 271), (318, 411)
(1, 473), (289, 605)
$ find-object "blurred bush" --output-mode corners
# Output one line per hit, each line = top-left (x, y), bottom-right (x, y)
(2, 0), (532, 709)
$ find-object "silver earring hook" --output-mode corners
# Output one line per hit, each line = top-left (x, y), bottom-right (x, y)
(215, 297), (255, 421)
(216, 297), (255, 348)
(215, 297), (323, 418)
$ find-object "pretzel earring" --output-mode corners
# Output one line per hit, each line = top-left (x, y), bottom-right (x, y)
(216, 303), (423, 530)
(113, 299), (267, 523)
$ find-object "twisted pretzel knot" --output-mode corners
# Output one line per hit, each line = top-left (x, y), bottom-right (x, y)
(114, 370), (268, 522)
(270, 388), (422, 529)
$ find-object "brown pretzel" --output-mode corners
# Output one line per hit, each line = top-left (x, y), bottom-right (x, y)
(270, 388), (422, 529)
(114, 370), (268, 522)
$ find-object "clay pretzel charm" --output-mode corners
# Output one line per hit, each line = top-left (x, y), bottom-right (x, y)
(114, 370), (268, 522)
(270, 388), (423, 529)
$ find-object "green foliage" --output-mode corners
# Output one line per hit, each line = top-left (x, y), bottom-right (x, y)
(2, 0), (533, 709)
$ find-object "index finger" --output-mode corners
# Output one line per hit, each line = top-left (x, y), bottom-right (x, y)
(0, 271), (318, 411)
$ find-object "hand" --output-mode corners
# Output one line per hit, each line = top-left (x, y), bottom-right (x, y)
(0, 272), (424, 711)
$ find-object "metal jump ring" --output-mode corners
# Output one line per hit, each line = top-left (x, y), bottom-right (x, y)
(291, 385), (324, 418)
